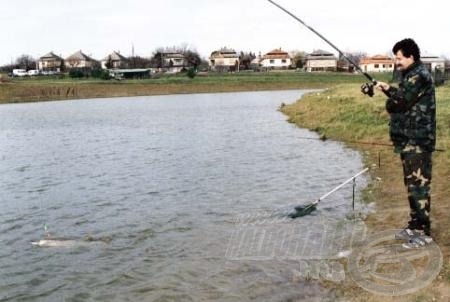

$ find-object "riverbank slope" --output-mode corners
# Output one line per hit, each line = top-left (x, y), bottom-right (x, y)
(0, 72), (392, 104)
(281, 83), (450, 301)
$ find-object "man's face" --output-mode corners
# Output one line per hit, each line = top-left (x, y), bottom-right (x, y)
(394, 50), (414, 71)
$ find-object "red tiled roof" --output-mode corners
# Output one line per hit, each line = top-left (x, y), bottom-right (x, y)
(262, 48), (290, 59)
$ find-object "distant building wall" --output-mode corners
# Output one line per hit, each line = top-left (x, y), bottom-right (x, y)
(260, 58), (291, 68)
(305, 59), (337, 71)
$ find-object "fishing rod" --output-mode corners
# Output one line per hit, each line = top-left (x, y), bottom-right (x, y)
(296, 135), (393, 148)
(289, 168), (369, 218)
(267, 0), (377, 96)
(296, 136), (446, 151)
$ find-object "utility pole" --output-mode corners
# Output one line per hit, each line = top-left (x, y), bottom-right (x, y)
(131, 42), (135, 68)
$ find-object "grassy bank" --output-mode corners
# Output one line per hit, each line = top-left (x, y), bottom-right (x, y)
(0, 72), (392, 104)
(282, 83), (450, 301)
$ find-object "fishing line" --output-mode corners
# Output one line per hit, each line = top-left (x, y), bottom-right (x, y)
(267, 0), (378, 96)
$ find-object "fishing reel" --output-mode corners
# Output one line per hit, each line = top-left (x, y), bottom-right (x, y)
(361, 82), (375, 97)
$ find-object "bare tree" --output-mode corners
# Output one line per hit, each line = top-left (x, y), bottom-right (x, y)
(184, 50), (201, 69)
(150, 44), (201, 69)
(338, 51), (367, 72)
(149, 50), (164, 69)
(290, 50), (307, 69)
(0, 63), (15, 73)
(15, 54), (36, 70)
(128, 56), (151, 69)
(239, 51), (256, 70)
(104, 56), (113, 69)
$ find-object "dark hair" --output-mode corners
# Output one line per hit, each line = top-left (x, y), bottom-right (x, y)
(392, 38), (421, 61)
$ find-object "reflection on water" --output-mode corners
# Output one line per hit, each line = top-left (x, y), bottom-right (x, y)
(0, 90), (366, 301)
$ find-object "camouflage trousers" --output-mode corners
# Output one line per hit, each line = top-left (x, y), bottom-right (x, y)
(400, 152), (432, 235)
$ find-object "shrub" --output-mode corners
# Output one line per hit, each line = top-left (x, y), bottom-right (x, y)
(91, 69), (110, 80)
(100, 70), (111, 80)
(186, 67), (197, 79)
(69, 68), (84, 78)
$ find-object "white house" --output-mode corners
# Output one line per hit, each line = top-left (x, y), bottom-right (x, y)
(305, 50), (337, 72)
(38, 52), (64, 72)
(101, 51), (129, 69)
(259, 48), (291, 69)
(359, 55), (394, 73)
(161, 50), (186, 73)
(421, 54), (446, 71)
(65, 50), (98, 69)
(209, 48), (240, 71)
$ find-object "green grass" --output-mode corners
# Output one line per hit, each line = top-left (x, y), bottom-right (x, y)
(283, 83), (390, 141)
(7, 71), (393, 86)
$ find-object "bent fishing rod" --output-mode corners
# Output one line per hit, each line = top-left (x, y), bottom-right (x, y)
(267, 0), (377, 96)
(293, 135), (445, 152)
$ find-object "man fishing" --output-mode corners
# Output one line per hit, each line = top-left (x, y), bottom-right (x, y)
(266, 3), (437, 245)
(376, 38), (436, 248)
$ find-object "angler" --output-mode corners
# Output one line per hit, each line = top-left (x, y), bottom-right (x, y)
(376, 39), (436, 249)
(267, 2), (437, 250)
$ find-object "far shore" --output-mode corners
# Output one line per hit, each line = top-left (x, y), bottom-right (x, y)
(0, 71), (393, 104)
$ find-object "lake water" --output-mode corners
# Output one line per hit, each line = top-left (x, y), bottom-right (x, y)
(0, 90), (367, 301)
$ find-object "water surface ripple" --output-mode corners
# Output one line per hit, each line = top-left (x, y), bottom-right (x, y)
(0, 91), (366, 301)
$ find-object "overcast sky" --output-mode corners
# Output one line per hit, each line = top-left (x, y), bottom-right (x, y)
(1, 0), (449, 65)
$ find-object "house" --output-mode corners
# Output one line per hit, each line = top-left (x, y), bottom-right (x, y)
(160, 50), (186, 73)
(250, 54), (262, 70)
(101, 51), (129, 69)
(421, 53), (445, 72)
(209, 48), (240, 72)
(421, 53), (447, 85)
(65, 50), (98, 69)
(305, 50), (337, 72)
(259, 48), (291, 69)
(38, 52), (64, 72)
(359, 55), (394, 73)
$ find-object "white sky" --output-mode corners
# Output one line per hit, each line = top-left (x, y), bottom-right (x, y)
(1, 0), (449, 65)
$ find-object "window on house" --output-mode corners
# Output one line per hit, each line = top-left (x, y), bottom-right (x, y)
(282, 59), (286, 63)
(382, 64), (386, 68)
(389, 64), (392, 68)
(270, 59), (275, 64)
(374, 64), (379, 68)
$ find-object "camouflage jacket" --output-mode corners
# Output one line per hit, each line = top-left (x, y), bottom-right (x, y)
(384, 61), (436, 153)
